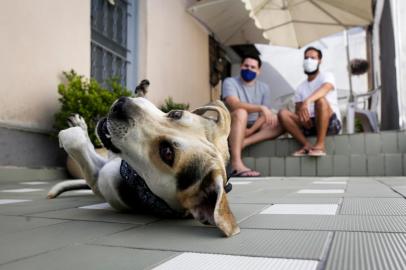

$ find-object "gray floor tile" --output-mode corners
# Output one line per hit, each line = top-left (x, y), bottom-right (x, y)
(334, 135), (350, 155)
(349, 134), (365, 154)
(325, 232), (406, 270)
(0, 215), (65, 236)
(240, 214), (406, 233)
(385, 154), (403, 176)
(340, 198), (406, 215)
(381, 131), (398, 153)
(0, 221), (135, 265)
(301, 157), (316, 176)
(317, 156), (334, 176)
(350, 155), (367, 176)
(92, 224), (331, 260)
(285, 157), (300, 176)
(367, 155), (385, 176)
(270, 157), (285, 176)
(29, 207), (160, 225)
(0, 196), (104, 215)
(365, 133), (381, 154)
(0, 244), (177, 270)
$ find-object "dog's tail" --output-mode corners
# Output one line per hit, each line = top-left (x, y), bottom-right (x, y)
(47, 180), (90, 199)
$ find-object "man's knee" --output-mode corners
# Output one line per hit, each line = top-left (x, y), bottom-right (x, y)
(278, 108), (291, 121)
(231, 108), (248, 123)
(315, 97), (329, 110)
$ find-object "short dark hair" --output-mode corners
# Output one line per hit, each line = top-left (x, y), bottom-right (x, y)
(304, 47), (322, 59)
(241, 54), (262, 68)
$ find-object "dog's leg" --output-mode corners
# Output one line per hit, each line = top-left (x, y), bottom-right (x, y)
(47, 180), (89, 199)
(50, 115), (107, 198)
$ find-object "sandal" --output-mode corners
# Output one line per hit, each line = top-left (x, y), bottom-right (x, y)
(231, 170), (261, 177)
(308, 148), (326, 157)
(292, 148), (309, 157)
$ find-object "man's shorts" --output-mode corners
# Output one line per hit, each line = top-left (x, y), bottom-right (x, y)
(302, 113), (341, 137)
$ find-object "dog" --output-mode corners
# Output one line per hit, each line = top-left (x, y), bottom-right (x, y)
(48, 96), (240, 237)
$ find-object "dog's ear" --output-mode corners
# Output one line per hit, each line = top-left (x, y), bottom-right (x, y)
(191, 100), (231, 136)
(177, 168), (240, 237)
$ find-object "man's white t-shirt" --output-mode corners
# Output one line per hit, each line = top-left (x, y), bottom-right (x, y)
(294, 72), (341, 121)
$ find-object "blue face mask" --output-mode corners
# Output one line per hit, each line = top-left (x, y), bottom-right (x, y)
(240, 69), (257, 82)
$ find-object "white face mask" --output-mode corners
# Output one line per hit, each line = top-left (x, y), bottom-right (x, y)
(303, 58), (319, 73)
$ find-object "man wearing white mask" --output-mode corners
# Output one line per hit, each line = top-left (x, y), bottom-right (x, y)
(278, 47), (342, 156)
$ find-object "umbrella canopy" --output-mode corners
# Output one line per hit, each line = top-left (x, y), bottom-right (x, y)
(188, 0), (373, 47)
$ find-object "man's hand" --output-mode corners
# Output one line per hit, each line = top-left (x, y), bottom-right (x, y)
(297, 101), (311, 127)
(260, 106), (277, 128)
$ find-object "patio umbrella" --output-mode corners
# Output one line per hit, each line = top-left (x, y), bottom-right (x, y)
(188, 0), (373, 47)
(188, 0), (374, 101)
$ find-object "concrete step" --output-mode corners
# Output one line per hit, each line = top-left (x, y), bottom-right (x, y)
(242, 154), (405, 177)
(0, 166), (68, 182)
(243, 130), (406, 158)
(241, 130), (406, 176)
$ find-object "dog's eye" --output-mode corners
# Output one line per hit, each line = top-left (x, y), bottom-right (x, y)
(159, 141), (175, 166)
(168, 110), (183, 120)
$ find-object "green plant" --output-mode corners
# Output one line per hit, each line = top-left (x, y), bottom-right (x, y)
(159, 97), (190, 113)
(54, 70), (132, 147)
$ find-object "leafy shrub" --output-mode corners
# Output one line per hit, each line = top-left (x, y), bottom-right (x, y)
(159, 97), (190, 113)
(54, 70), (132, 147)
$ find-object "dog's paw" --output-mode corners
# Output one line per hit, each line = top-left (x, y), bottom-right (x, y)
(67, 114), (88, 132)
(59, 126), (89, 151)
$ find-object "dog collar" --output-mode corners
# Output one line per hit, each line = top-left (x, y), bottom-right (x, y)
(119, 160), (185, 218)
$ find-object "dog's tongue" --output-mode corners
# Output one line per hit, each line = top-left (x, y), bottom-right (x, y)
(97, 118), (121, 153)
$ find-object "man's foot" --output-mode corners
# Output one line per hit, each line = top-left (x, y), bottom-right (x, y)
(308, 148), (326, 157)
(292, 147), (310, 157)
(231, 169), (261, 177)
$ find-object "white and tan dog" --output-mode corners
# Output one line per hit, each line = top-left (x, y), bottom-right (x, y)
(48, 96), (240, 237)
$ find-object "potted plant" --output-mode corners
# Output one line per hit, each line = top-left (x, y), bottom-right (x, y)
(159, 97), (190, 113)
(54, 70), (132, 178)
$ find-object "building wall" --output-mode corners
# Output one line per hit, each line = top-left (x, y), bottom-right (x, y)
(0, 0), (90, 167)
(0, 0), (90, 132)
(139, 0), (211, 109)
(391, 0), (406, 129)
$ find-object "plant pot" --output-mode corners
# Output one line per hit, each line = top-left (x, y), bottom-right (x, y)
(66, 148), (109, 179)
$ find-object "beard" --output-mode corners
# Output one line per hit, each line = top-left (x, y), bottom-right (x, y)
(304, 67), (319, 76)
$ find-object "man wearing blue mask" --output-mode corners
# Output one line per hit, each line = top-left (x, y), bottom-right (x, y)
(223, 54), (283, 177)
(278, 47), (342, 157)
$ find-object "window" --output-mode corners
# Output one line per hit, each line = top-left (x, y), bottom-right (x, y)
(91, 0), (137, 89)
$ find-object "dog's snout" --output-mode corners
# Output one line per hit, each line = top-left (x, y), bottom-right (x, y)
(110, 97), (130, 119)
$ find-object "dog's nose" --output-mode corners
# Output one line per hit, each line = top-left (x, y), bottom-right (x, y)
(110, 96), (130, 120)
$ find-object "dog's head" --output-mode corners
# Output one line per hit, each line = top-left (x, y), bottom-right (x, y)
(97, 96), (239, 237)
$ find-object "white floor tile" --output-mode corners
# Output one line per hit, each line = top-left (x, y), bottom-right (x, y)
(0, 199), (31, 205)
(79, 203), (112, 210)
(230, 181), (252, 185)
(153, 252), (318, 270)
(312, 181), (347, 185)
(297, 189), (345, 194)
(260, 204), (338, 215)
(0, 188), (44, 193)
(20, 181), (49, 185)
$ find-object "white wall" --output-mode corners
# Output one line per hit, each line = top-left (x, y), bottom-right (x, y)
(391, 0), (406, 129)
(139, 0), (211, 109)
(0, 0), (90, 132)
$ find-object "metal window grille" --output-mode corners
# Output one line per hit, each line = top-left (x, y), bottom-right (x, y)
(91, 0), (129, 86)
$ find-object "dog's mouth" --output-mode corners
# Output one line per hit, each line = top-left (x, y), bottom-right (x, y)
(97, 117), (121, 154)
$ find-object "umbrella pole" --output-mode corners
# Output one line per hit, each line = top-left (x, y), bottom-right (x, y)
(345, 30), (354, 102)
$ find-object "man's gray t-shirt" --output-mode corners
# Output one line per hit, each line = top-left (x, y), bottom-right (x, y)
(222, 77), (272, 122)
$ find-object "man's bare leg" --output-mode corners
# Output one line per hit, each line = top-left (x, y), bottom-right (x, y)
(229, 109), (260, 176)
(312, 98), (333, 151)
(278, 109), (311, 151)
(243, 122), (284, 148)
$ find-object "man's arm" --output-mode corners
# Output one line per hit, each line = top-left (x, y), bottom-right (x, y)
(225, 96), (274, 125)
(297, 82), (334, 123)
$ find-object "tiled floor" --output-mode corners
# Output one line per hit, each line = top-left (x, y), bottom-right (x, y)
(0, 176), (406, 269)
